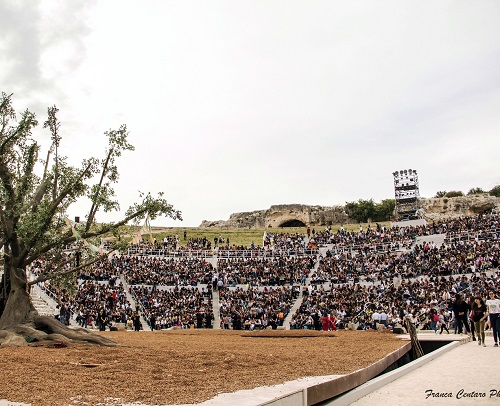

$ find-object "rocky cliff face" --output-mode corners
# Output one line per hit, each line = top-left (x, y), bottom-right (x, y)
(199, 195), (500, 229)
(200, 204), (349, 229)
(419, 194), (500, 220)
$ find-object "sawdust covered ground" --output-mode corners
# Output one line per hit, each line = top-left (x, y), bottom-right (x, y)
(0, 329), (406, 406)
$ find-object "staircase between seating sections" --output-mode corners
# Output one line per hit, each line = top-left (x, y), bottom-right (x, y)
(211, 288), (220, 329)
(119, 274), (148, 330)
(29, 282), (80, 326)
(282, 244), (331, 329)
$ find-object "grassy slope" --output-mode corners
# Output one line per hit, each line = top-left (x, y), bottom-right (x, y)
(141, 221), (390, 248)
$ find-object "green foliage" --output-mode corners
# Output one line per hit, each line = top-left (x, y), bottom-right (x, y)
(344, 199), (395, 223)
(125, 191), (181, 224)
(374, 199), (396, 222)
(467, 187), (485, 195)
(0, 91), (181, 286)
(445, 190), (464, 198)
(345, 199), (374, 223)
(489, 185), (500, 197)
(435, 191), (447, 198)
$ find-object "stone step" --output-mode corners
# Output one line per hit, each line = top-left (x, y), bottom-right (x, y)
(212, 289), (220, 329)
(29, 284), (77, 326)
(31, 298), (56, 316)
(414, 233), (447, 247)
(110, 322), (127, 331)
(119, 274), (148, 328)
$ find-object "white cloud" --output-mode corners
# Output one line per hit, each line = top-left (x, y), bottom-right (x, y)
(1, 0), (500, 226)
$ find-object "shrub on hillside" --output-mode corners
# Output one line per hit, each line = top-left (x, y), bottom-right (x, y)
(344, 199), (395, 223)
(445, 191), (464, 198)
(490, 185), (500, 197)
(467, 187), (485, 195)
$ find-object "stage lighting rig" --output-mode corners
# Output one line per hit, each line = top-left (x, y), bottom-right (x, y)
(393, 169), (420, 220)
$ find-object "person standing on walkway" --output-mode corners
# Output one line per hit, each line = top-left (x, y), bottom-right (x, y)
(452, 294), (471, 335)
(321, 312), (330, 331)
(429, 308), (439, 333)
(132, 311), (141, 332)
(59, 302), (67, 325)
(486, 291), (500, 347)
(438, 309), (450, 334)
(371, 309), (380, 330)
(379, 309), (388, 327)
(467, 296), (477, 341)
(472, 296), (487, 347)
(150, 314), (156, 331)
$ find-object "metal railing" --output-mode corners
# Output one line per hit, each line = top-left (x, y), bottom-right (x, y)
(444, 230), (499, 244)
(126, 248), (214, 258)
(216, 248), (318, 259)
(326, 241), (412, 255)
(125, 247), (319, 259)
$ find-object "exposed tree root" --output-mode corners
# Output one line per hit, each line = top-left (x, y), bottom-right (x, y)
(0, 316), (118, 347)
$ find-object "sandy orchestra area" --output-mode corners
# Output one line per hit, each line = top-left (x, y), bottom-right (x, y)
(0, 329), (406, 406)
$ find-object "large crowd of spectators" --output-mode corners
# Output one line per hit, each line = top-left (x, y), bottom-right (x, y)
(311, 224), (416, 254)
(131, 285), (213, 330)
(293, 213), (499, 331)
(218, 285), (298, 330)
(264, 232), (305, 249)
(28, 212), (500, 333)
(116, 256), (215, 286)
(290, 270), (499, 332)
(311, 236), (499, 285)
(31, 257), (132, 331)
(187, 237), (212, 250)
(125, 231), (321, 258)
(216, 256), (316, 287)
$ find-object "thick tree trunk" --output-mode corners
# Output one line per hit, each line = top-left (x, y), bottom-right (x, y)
(0, 267), (38, 329)
(0, 265), (117, 347)
(0, 266), (38, 329)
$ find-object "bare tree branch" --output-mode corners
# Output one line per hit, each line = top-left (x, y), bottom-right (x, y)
(28, 254), (109, 286)
(23, 207), (148, 266)
(18, 161), (94, 265)
(85, 148), (113, 233)
(15, 144), (37, 207)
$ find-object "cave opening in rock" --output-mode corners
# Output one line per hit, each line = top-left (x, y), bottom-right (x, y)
(279, 219), (306, 228)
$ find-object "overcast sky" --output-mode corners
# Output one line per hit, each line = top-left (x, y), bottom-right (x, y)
(1, 1), (500, 227)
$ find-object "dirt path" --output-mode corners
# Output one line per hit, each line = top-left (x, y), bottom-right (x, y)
(0, 329), (406, 406)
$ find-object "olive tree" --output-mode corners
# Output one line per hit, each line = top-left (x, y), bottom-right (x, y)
(0, 92), (181, 346)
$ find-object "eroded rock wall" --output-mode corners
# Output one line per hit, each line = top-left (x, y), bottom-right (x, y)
(199, 204), (349, 229)
(199, 195), (500, 229)
(420, 194), (500, 220)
